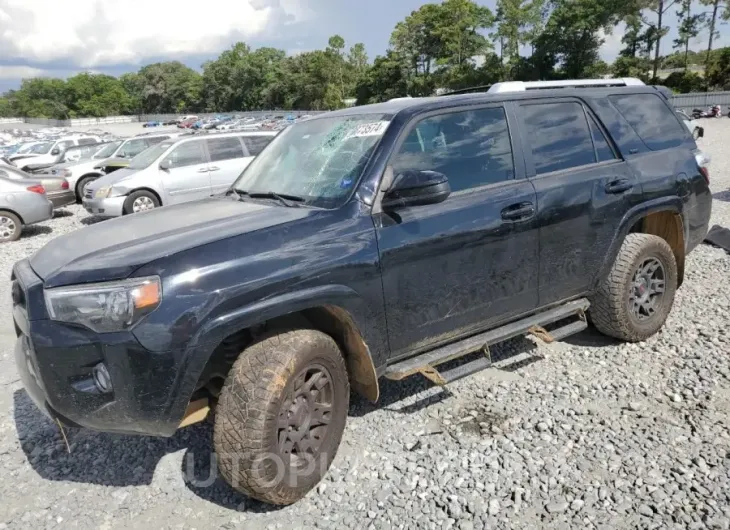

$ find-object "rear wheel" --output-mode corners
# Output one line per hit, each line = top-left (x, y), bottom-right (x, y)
(123, 190), (160, 214)
(214, 329), (350, 505)
(0, 211), (22, 242)
(589, 233), (677, 342)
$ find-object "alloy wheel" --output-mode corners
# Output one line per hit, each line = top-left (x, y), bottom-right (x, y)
(629, 257), (666, 321)
(0, 216), (18, 241)
(132, 196), (155, 212)
(277, 364), (334, 469)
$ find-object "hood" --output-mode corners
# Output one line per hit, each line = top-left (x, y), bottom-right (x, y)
(30, 197), (316, 287)
(85, 168), (140, 191)
(100, 156), (130, 167)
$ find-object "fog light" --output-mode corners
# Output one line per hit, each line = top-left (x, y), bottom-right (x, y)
(92, 363), (113, 393)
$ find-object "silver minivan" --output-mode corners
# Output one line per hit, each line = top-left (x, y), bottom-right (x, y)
(83, 131), (276, 217)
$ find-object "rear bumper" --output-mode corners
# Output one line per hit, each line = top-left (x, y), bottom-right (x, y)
(48, 190), (75, 209)
(82, 196), (125, 217)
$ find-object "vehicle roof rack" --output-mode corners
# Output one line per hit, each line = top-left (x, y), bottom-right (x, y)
(487, 78), (645, 94)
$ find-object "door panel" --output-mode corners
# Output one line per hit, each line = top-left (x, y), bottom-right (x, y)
(517, 99), (642, 305)
(375, 105), (539, 356)
(160, 140), (211, 204)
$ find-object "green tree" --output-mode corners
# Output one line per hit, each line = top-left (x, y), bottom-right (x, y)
(673, 0), (703, 70)
(494, 0), (543, 79)
(707, 46), (730, 88)
(700, 0), (730, 83)
(644, 0), (678, 81)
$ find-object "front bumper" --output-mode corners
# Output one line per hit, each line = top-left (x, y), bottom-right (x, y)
(48, 190), (76, 209)
(11, 260), (189, 437)
(82, 195), (125, 217)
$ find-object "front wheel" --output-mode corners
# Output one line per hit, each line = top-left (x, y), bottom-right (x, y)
(589, 233), (677, 342)
(214, 329), (350, 505)
(123, 190), (160, 214)
(75, 176), (98, 203)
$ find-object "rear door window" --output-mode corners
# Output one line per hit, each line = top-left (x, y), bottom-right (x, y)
(77, 138), (97, 146)
(609, 93), (686, 151)
(521, 102), (596, 175)
(207, 137), (245, 162)
(242, 136), (274, 156)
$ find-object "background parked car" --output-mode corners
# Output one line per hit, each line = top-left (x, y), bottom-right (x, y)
(0, 165), (74, 209)
(9, 136), (100, 170)
(83, 131), (277, 217)
(677, 109), (704, 139)
(0, 176), (53, 242)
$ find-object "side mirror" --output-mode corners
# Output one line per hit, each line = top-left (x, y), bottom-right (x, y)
(159, 159), (171, 170)
(381, 170), (451, 210)
(51, 148), (60, 156)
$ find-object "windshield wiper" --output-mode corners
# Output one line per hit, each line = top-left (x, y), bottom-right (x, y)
(247, 191), (305, 208)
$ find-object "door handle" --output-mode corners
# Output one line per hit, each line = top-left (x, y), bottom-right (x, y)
(208, 166), (220, 171)
(605, 178), (633, 194)
(197, 167), (209, 173)
(501, 202), (535, 221)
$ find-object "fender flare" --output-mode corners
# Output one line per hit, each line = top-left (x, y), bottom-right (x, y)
(596, 197), (685, 287)
(166, 284), (380, 426)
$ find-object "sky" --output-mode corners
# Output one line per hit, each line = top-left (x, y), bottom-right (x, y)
(0, 0), (727, 93)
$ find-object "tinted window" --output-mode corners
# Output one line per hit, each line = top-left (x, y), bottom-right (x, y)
(242, 136), (274, 156)
(167, 141), (207, 168)
(56, 140), (74, 151)
(609, 93), (686, 151)
(119, 139), (148, 158)
(207, 137), (244, 162)
(391, 107), (514, 193)
(587, 114), (616, 162)
(77, 138), (97, 146)
(522, 102), (596, 174)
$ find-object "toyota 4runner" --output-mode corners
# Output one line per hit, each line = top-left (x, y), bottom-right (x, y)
(12, 78), (711, 505)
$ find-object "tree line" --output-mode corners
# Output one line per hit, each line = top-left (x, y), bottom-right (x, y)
(1, 0), (729, 120)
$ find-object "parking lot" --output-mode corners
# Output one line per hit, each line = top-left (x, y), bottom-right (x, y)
(0, 119), (729, 529)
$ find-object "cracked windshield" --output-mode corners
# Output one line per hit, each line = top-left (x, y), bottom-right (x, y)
(233, 115), (390, 208)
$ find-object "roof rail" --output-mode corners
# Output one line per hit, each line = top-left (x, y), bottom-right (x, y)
(487, 78), (645, 94)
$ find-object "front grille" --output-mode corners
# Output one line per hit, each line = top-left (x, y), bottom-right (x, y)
(85, 189), (93, 199)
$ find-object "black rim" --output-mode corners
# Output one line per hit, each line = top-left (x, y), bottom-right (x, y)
(629, 257), (666, 321)
(277, 364), (334, 468)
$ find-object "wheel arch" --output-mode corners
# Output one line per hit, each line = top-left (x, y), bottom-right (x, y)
(129, 187), (163, 206)
(74, 172), (103, 197)
(0, 208), (24, 225)
(169, 285), (381, 430)
(599, 198), (686, 288)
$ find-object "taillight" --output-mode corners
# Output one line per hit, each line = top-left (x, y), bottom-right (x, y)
(693, 149), (711, 185)
(61, 179), (69, 190)
(27, 184), (45, 194)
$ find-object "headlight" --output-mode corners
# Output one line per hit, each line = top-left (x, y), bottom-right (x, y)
(44, 276), (161, 333)
(95, 186), (111, 198)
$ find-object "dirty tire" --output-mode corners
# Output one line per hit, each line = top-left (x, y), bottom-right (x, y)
(214, 329), (350, 505)
(589, 233), (677, 342)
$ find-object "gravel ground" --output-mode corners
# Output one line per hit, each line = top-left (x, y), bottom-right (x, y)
(1, 120), (730, 529)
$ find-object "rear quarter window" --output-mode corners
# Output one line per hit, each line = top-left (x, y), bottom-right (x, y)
(609, 93), (687, 151)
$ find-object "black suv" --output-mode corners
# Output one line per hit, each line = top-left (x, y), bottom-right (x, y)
(12, 78), (711, 505)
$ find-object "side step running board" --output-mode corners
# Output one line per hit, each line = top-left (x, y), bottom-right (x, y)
(384, 298), (589, 385)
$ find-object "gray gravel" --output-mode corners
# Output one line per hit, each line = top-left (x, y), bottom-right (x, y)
(1, 120), (730, 529)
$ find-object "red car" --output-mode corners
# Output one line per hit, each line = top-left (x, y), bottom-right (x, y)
(177, 118), (198, 129)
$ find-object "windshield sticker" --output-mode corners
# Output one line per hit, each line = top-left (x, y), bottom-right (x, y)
(344, 121), (390, 139)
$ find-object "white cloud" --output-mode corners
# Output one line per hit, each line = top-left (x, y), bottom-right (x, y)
(0, 0), (310, 67)
(599, 26), (625, 62)
(0, 65), (46, 79)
